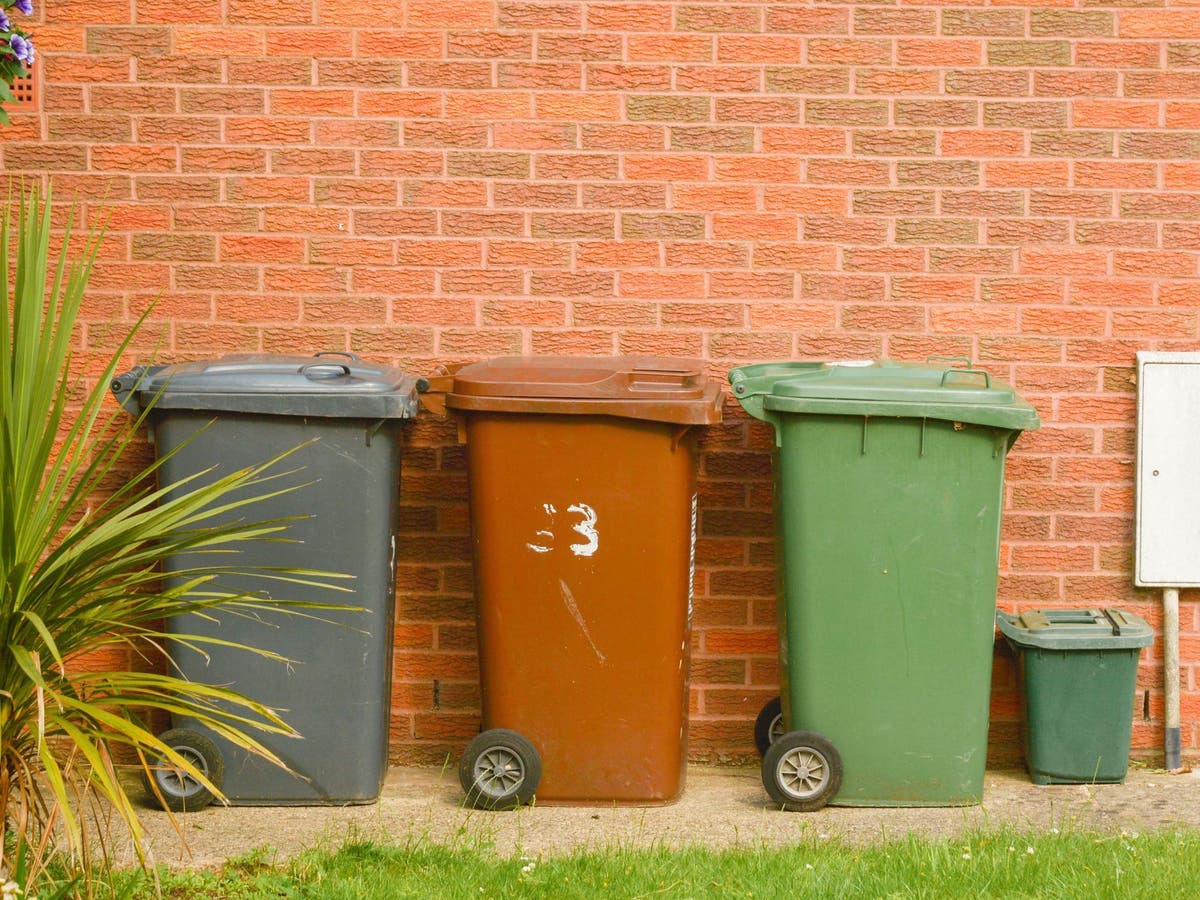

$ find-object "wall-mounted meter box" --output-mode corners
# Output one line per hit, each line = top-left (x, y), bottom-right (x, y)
(1136, 351), (1200, 587)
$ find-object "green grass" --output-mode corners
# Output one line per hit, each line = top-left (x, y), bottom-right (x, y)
(58, 827), (1200, 899)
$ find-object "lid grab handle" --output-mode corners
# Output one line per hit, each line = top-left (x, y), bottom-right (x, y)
(1102, 608), (1123, 636)
(300, 362), (351, 379)
(939, 367), (991, 389)
(926, 355), (992, 389)
(419, 362), (466, 415)
(627, 365), (701, 391)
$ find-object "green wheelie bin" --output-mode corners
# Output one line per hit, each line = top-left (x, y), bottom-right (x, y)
(729, 359), (1039, 809)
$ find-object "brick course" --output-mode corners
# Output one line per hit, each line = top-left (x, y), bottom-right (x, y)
(8, 0), (1200, 767)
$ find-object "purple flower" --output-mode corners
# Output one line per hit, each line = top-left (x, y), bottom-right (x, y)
(13, 0), (33, 16)
(0, 11), (9, 30)
(9, 32), (32, 64)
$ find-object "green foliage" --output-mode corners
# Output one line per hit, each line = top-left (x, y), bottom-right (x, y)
(0, 186), (345, 893)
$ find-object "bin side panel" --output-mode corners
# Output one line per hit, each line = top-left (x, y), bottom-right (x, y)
(1019, 647), (1142, 784)
(467, 413), (696, 804)
(156, 412), (403, 805)
(775, 414), (1011, 806)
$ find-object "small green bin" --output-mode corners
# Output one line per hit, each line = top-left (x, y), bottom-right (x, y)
(997, 608), (1153, 785)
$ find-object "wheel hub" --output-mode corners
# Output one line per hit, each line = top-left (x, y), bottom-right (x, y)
(159, 745), (208, 797)
(779, 747), (828, 799)
(487, 760), (516, 778)
(474, 747), (525, 797)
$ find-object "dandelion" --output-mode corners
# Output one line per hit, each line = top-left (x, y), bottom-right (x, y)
(520, 861), (537, 876)
(805, 864), (814, 871)
(1026, 846), (1035, 856)
(1008, 846), (1016, 853)
(962, 850), (972, 861)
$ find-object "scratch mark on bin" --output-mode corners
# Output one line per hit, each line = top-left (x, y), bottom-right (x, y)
(559, 578), (605, 663)
(323, 440), (372, 475)
(887, 533), (912, 679)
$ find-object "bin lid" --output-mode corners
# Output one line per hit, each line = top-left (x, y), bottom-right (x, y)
(729, 358), (1040, 431)
(445, 355), (723, 425)
(996, 609), (1153, 651)
(112, 353), (427, 419)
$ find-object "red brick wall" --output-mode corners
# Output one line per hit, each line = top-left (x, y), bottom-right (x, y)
(7, 0), (1199, 767)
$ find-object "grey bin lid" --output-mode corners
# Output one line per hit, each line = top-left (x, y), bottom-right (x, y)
(996, 608), (1154, 651)
(112, 353), (428, 419)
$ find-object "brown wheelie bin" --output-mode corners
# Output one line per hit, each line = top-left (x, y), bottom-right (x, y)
(442, 356), (723, 807)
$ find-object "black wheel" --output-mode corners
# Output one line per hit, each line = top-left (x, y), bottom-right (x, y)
(761, 730), (842, 812)
(142, 728), (224, 812)
(754, 696), (785, 757)
(459, 728), (541, 810)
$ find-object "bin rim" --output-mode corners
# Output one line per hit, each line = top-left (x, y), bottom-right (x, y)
(996, 608), (1154, 651)
(729, 358), (1040, 432)
(444, 355), (723, 425)
(112, 352), (428, 419)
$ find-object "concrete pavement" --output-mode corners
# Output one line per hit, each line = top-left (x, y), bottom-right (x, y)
(126, 764), (1200, 870)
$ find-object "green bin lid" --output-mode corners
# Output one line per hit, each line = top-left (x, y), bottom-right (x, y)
(729, 358), (1040, 431)
(112, 353), (427, 419)
(996, 608), (1153, 651)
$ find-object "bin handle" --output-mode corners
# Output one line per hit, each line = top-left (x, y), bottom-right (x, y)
(1102, 608), (1123, 636)
(625, 365), (702, 393)
(939, 367), (990, 389)
(418, 362), (467, 416)
(300, 362), (351, 379)
(632, 365), (698, 377)
(926, 355), (992, 388)
(314, 351), (362, 363)
(1017, 610), (1051, 630)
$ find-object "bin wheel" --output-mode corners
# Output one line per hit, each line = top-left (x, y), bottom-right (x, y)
(762, 730), (842, 812)
(142, 728), (224, 813)
(754, 696), (785, 757)
(459, 729), (541, 810)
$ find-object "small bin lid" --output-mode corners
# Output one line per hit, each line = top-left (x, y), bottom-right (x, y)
(996, 608), (1153, 651)
(729, 358), (1040, 431)
(445, 355), (723, 425)
(112, 353), (427, 419)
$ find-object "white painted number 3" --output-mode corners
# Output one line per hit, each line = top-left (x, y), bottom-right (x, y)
(526, 502), (599, 557)
(567, 503), (599, 557)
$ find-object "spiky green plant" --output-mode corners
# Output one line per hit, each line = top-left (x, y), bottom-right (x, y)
(0, 187), (346, 890)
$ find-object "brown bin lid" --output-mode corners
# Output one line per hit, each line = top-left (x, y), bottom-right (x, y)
(445, 355), (723, 425)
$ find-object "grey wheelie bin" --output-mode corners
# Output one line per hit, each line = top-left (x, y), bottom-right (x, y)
(112, 352), (425, 808)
